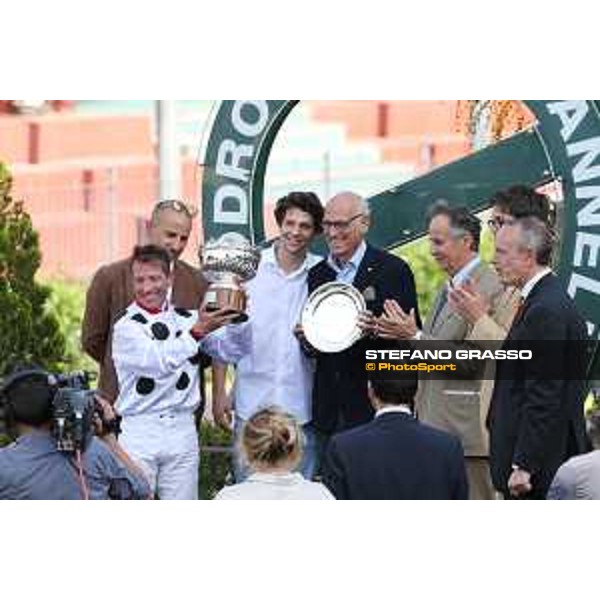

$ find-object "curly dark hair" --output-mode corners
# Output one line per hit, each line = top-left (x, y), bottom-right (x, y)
(491, 185), (555, 227)
(274, 192), (324, 234)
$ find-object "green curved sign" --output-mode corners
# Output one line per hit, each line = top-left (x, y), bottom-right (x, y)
(200, 100), (600, 379)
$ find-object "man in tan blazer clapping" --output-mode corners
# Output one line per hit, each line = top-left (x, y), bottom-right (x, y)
(377, 201), (503, 499)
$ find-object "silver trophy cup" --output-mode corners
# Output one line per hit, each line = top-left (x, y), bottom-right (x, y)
(199, 233), (261, 323)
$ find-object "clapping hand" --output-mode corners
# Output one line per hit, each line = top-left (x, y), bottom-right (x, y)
(448, 280), (489, 325)
(358, 310), (377, 336)
(376, 300), (418, 340)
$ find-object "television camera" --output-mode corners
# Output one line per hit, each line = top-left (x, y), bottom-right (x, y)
(0, 368), (121, 453)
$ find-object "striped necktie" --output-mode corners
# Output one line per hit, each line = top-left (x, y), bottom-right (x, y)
(431, 284), (449, 327)
(512, 296), (526, 327)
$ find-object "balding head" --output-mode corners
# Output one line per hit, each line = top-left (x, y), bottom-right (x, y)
(323, 192), (371, 262)
(327, 192), (370, 216)
(148, 202), (193, 262)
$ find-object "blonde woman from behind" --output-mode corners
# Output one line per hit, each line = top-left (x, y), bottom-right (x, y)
(215, 407), (334, 501)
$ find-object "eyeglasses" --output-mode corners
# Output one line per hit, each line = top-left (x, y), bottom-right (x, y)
(154, 199), (198, 219)
(322, 213), (365, 232)
(487, 215), (516, 232)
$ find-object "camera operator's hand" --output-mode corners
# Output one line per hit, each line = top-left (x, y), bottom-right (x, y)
(93, 395), (119, 440)
(92, 398), (154, 499)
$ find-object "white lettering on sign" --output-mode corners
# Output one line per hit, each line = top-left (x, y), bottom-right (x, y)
(574, 232), (600, 268)
(576, 186), (600, 227)
(547, 100), (588, 143)
(546, 100), (600, 338)
(568, 272), (600, 303)
(586, 321), (597, 337)
(567, 136), (600, 183)
(232, 100), (269, 138)
(214, 184), (248, 225)
(211, 101), (271, 227)
(216, 140), (254, 183)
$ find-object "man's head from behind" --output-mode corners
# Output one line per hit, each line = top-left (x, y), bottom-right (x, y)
(131, 245), (173, 311)
(274, 191), (324, 257)
(427, 201), (481, 276)
(323, 192), (371, 263)
(0, 370), (54, 432)
(148, 200), (196, 261)
(368, 377), (418, 412)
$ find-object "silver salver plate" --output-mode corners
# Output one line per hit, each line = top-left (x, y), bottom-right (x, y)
(302, 282), (366, 353)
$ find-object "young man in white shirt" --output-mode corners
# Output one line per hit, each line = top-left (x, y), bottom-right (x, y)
(212, 192), (324, 481)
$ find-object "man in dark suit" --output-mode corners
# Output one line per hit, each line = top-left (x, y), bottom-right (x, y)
(306, 192), (420, 440)
(489, 217), (589, 499)
(321, 377), (468, 500)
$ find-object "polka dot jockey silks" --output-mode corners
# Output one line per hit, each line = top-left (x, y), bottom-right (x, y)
(112, 302), (252, 417)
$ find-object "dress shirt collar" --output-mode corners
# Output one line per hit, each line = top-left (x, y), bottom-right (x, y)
(521, 268), (552, 300)
(135, 299), (169, 315)
(451, 255), (481, 288)
(264, 244), (321, 278)
(376, 405), (412, 418)
(327, 240), (367, 274)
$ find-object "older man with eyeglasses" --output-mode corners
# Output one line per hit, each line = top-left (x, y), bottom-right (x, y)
(445, 186), (557, 497)
(305, 192), (420, 466)
(449, 185), (555, 339)
(82, 199), (209, 404)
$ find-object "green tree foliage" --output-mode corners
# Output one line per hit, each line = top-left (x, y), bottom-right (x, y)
(397, 240), (445, 319)
(45, 279), (96, 373)
(0, 162), (66, 376)
(199, 421), (233, 499)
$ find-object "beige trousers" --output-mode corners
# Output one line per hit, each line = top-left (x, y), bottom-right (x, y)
(466, 457), (496, 500)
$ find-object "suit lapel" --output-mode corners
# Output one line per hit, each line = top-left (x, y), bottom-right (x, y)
(313, 260), (336, 288)
(506, 273), (554, 337)
(353, 245), (378, 292)
(426, 262), (488, 335)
